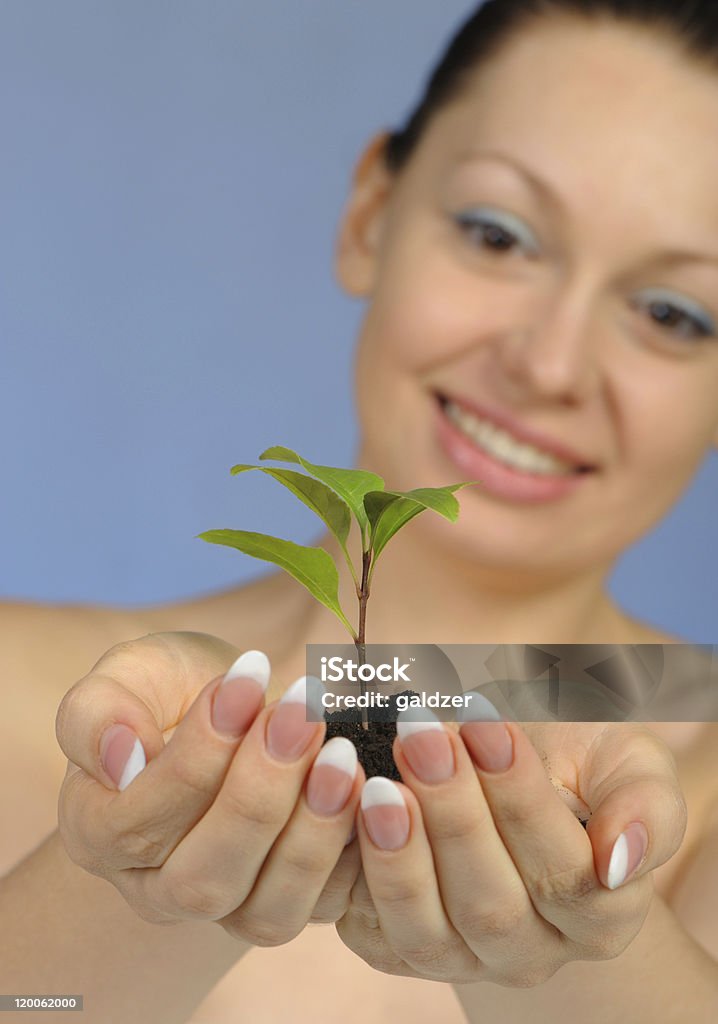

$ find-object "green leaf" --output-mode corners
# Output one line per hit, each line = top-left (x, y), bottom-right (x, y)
(366, 481), (481, 563)
(259, 446), (384, 540)
(230, 465), (352, 548)
(196, 528), (356, 639)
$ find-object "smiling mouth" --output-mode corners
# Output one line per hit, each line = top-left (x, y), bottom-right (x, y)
(435, 393), (596, 477)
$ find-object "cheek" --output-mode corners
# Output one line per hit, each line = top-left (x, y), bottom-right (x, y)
(357, 237), (535, 374)
(620, 382), (715, 501)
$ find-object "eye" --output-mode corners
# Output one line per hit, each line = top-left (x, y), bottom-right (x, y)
(632, 289), (717, 342)
(453, 206), (540, 259)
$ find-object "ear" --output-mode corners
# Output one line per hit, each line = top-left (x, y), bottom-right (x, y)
(334, 131), (396, 297)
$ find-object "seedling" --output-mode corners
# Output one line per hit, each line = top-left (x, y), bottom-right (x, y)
(197, 446), (480, 732)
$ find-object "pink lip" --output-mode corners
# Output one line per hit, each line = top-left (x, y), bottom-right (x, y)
(434, 396), (594, 505)
(436, 391), (597, 469)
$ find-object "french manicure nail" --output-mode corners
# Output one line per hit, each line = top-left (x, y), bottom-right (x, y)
(266, 675), (326, 762)
(461, 720), (514, 773)
(212, 650), (270, 738)
(361, 777), (410, 851)
(607, 822), (649, 889)
(306, 737), (357, 816)
(223, 649), (271, 689)
(100, 723), (146, 791)
(396, 707), (454, 784)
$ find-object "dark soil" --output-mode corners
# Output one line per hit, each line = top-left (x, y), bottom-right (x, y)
(323, 689), (416, 781)
(323, 692), (592, 829)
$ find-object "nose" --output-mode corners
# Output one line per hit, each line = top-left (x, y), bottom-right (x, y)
(496, 285), (601, 405)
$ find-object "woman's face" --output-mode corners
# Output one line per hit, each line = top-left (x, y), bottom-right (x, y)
(335, 16), (718, 578)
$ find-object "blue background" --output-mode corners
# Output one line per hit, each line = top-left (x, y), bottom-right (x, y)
(1, 1), (716, 642)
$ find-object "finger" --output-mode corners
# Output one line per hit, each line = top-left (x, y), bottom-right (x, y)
(223, 738), (364, 941)
(458, 717), (644, 956)
(356, 776), (479, 982)
(309, 837), (362, 924)
(393, 711), (561, 975)
(127, 676), (329, 926)
(336, 868), (420, 979)
(55, 630), (248, 782)
(579, 724), (687, 890)
(58, 648), (270, 873)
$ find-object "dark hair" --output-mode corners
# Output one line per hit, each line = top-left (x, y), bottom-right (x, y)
(384, 0), (718, 173)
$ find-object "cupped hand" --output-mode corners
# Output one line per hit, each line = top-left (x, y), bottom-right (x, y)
(55, 630), (363, 945)
(335, 715), (686, 987)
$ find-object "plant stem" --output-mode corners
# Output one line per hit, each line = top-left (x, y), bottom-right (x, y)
(354, 549), (372, 731)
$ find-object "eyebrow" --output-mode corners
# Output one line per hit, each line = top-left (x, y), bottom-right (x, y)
(454, 147), (718, 268)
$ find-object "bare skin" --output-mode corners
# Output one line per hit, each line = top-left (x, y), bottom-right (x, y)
(5, 11), (718, 1023)
(4, 582), (716, 1023)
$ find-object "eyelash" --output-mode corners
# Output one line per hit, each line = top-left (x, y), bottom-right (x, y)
(631, 297), (716, 341)
(455, 211), (537, 259)
(454, 212), (717, 342)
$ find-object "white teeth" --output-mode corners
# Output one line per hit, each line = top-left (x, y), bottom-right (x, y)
(446, 401), (575, 476)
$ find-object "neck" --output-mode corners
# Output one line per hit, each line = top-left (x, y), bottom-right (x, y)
(298, 518), (627, 648)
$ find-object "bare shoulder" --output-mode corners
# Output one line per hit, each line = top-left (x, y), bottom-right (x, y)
(621, 617), (682, 645)
(0, 597), (151, 704)
(0, 598), (149, 876)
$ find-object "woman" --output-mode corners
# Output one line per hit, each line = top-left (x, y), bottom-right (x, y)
(3, 1), (718, 1021)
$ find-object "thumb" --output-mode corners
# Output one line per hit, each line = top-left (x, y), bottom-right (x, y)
(583, 725), (688, 890)
(55, 629), (243, 790)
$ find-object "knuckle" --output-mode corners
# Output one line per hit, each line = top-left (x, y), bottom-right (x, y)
(106, 870), (168, 924)
(496, 800), (533, 830)
(58, 829), (96, 874)
(124, 890), (178, 926)
(220, 785), (285, 832)
(226, 908), (294, 947)
(369, 874), (423, 910)
(166, 754), (218, 802)
(58, 807), (110, 877)
(163, 873), (229, 919)
(55, 681), (91, 749)
(461, 899), (525, 941)
(531, 863), (596, 909)
(133, 901), (173, 925)
(349, 893), (379, 928)
(309, 900), (347, 924)
(402, 937), (455, 975)
(114, 822), (169, 868)
(336, 917), (405, 973)
(429, 810), (485, 844)
(54, 690), (75, 745)
(281, 841), (328, 879)
(309, 855), (358, 922)
(506, 961), (558, 989)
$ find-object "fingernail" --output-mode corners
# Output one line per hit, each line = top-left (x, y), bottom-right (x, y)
(607, 822), (649, 890)
(306, 737), (357, 816)
(461, 721), (514, 773)
(396, 707), (454, 784)
(266, 675), (325, 762)
(100, 723), (146, 791)
(223, 650), (271, 688)
(361, 777), (410, 851)
(211, 650), (270, 738)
